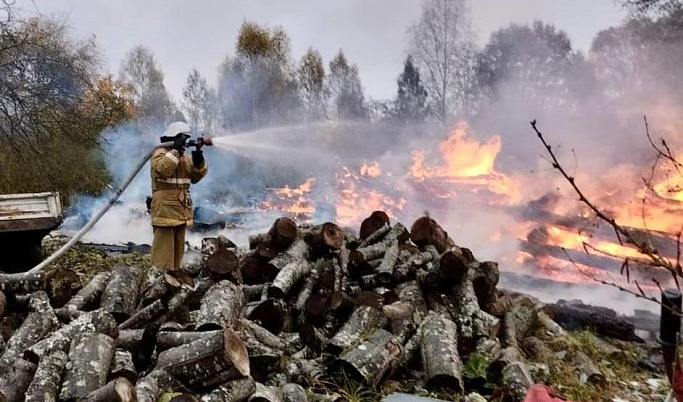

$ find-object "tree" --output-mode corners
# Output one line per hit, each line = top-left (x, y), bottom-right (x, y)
(394, 56), (428, 123)
(619, 0), (682, 15)
(328, 50), (367, 120)
(0, 12), (134, 199)
(475, 22), (584, 109)
(119, 45), (175, 125)
(183, 68), (217, 133)
(408, 0), (476, 122)
(217, 21), (299, 129)
(298, 48), (327, 121)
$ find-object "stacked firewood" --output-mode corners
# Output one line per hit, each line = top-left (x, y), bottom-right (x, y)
(0, 212), (601, 402)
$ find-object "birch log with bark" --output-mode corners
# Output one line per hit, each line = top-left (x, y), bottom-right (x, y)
(195, 280), (245, 331)
(359, 211), (390, 240)
(0, 358), (37, 402)
(199, 377), (256, 402)
(280, 383), (307, 402)
(330, 329), (402, 387)
(155, 328), (250, 386)
(270, 239), (309, 271)
(24, 309), (118, 364)
(109, 349), (137, 383)
(420, 312), (463, 392)
(118, 299), (165, 330)
(59, 332), (115, 401)
(80, 378), (136, 402)
(376, 240), (399, 283)
(24, 350), (68, 402)
(62, 271), (111, 311)
(100, 265), (143, 323)
(0, 306), (59, 368)
(410, 216), (455, 253)
(269, 261), (312, 299)
(327, 306), (388, 355)
(306, 222), (344, 251)
(157, 330), (220, 351)
(269, 217), (299, 252)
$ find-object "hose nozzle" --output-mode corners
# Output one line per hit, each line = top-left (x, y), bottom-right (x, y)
(187, 137), (213, 149)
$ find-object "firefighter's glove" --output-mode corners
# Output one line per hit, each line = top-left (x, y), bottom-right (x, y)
(192, 149), (204, 167)
(172, 137), (187, 154)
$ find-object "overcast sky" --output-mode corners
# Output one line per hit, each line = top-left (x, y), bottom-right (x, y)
(15, 0), (627, 101)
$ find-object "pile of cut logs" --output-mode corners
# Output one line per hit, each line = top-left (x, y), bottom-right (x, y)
(0, 212), (619, 402)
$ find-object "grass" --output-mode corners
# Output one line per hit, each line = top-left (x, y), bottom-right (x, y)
(42, 234), (152, 283)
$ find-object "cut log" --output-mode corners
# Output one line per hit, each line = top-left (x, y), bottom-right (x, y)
(270, 239), (309, 271)
(0, 358), (37, 402)
(0, 271), (47, 294)
(420, 312), (463, 392)
(410, 216), (455, 254)
(241, 257), (267, 285)
(254, 243), (278, 262)
(358, 223), (390, 248)
(249, 233), (271, 250)
(241, 335), (287, 382)
(115, 328), (155, 371)
(299, 323), (328, 353)
(284, 359), (324, 388)
(330, 329), (402, 387)
(501, 299), (537, 349)
(1, 306), (59, 367)
(452, 273), (501, 352)
(54, 307), (84, 323)
(196, 280), (246, 331)
(244, 284), (266, 302)
(199, 377), (256, 402)
(490, 346), (524, 377)
(327, 306), (388, 355)
(157, 330), (220, 352)
(155, 328), (250, 386)
(536, 311), (566, 337)
(206, 247), (240, 279)
(118, 299), (166, 330)
(135, 370), (187, 402)
(139, 274), (181, 307)
(392, 264), (416, 283)
(247, 298), (288, 335)
(376, 241), (399, 284)
(306, 222), (344, 250)
(0, 290), (6, 318)
(24, 350), (68, 402)
(545, 300), (642, 342)
(572, 351), (604, 384)
(240, 319), (286, 351)
(280, 383), (307, 402)
(303, 294), (329, 324)
(293, 273), (316, 315)
(269, 217), (299, 252)
(522, 337), (553, 361)
(330, 290), (355, 318)
(501, 361), (534, 401)
(80, 378), (136, 402)
(269, 261), (312, 299)
(382, 301), (417, 343)
(110, 349), (137, 383)
(342, 227), (360, 250)
(359, 211), (390, 240)
(24, 309), (118, 364)
(439, 250), (469, 283)
(59, 332), (115, 401)
(249, 383), (283, 402)
(101, 266), (143, 323)
(472, 261), (499, 311)
(46, 268), (81, 308)
(346, 250), (373, 277)
(395, 280), (428, 324)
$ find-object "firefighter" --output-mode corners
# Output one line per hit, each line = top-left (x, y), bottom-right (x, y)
(150, 121), (208, 269)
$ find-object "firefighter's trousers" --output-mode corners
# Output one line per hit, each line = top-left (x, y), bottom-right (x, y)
(151, 224), (186, 269)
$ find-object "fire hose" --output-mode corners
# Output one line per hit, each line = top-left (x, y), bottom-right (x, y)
(28, 137), (213, 274)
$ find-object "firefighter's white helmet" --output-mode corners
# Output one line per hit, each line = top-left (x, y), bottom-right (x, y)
(163, 121), (192, 138)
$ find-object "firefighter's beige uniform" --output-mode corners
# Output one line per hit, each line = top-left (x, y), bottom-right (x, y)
(150, 147), (208, 269)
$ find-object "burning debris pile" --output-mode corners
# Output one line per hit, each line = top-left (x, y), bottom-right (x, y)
(0, 212), (667, 402)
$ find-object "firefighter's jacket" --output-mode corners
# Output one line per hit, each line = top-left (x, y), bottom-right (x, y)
(150, 147), (208, 227)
